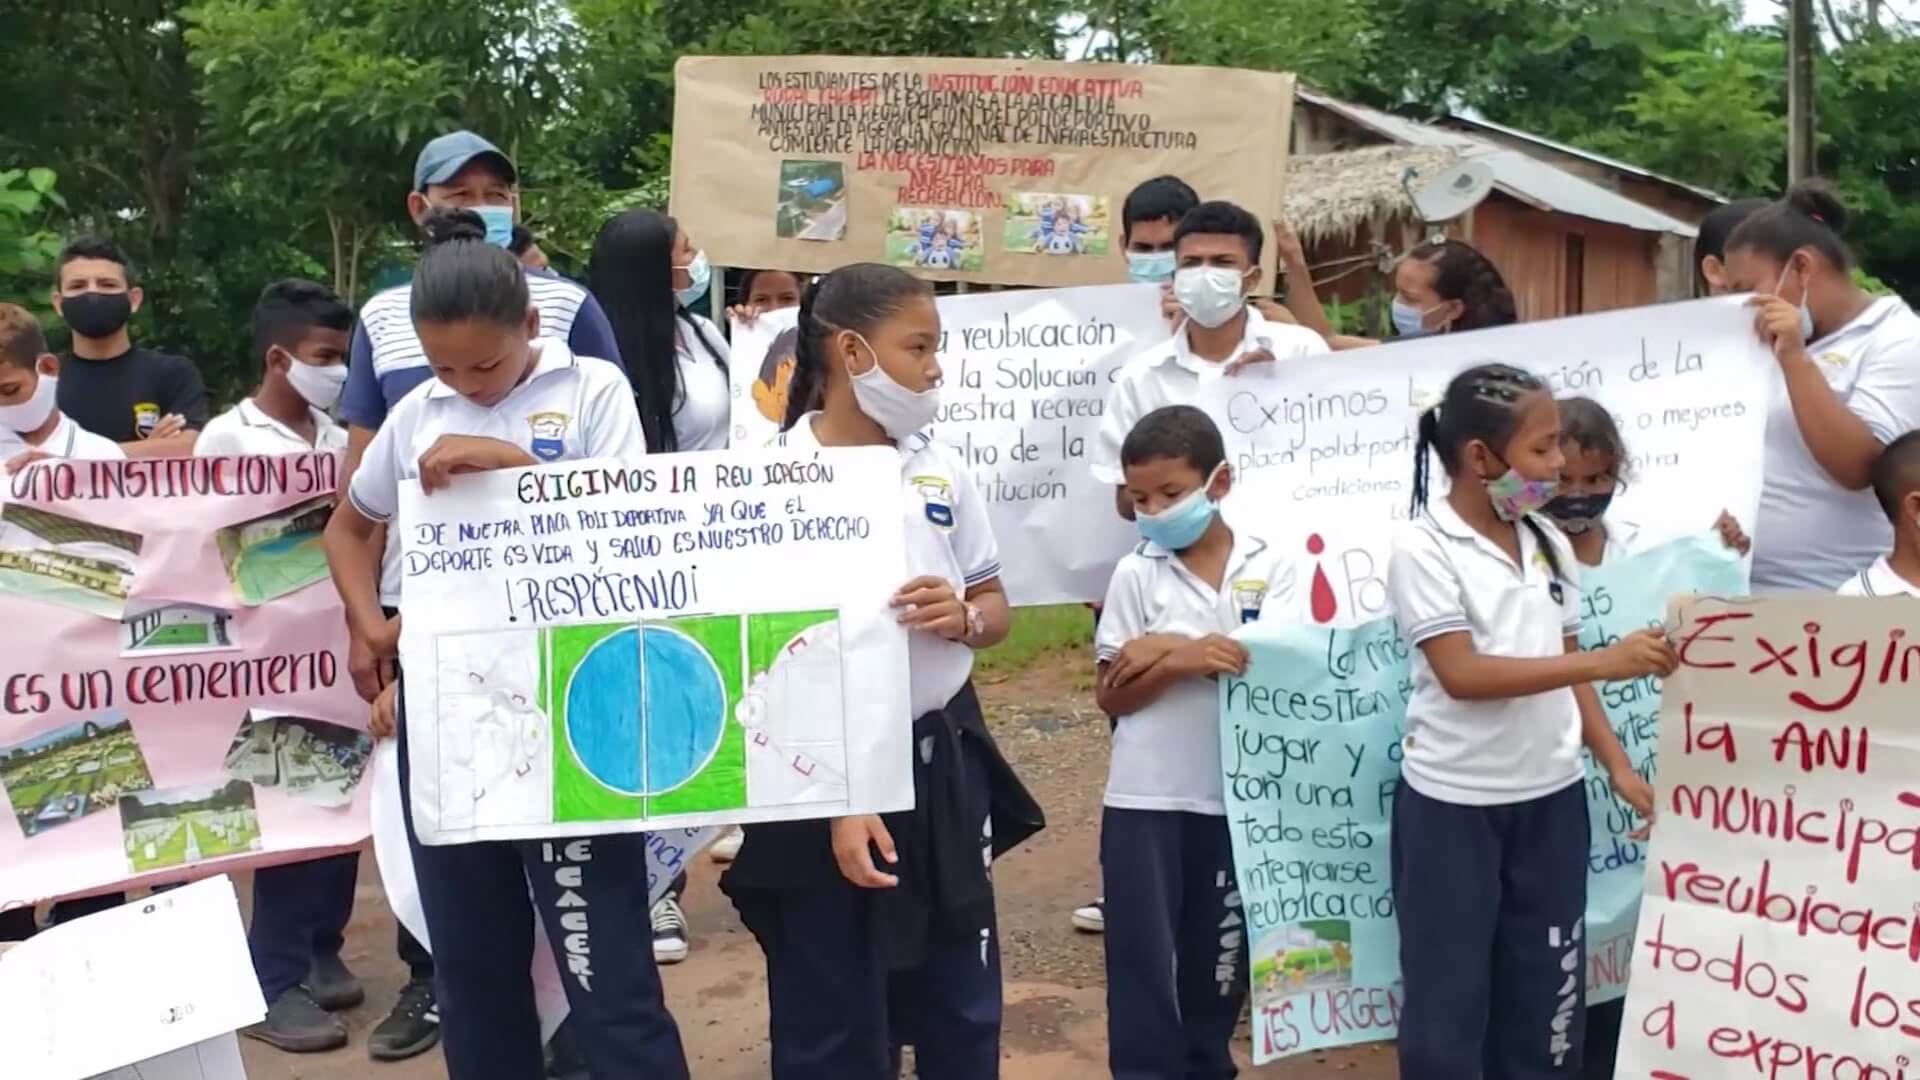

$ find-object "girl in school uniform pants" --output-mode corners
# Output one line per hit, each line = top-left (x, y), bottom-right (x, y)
(1386, 363), (1674, 1079)
(721, 263), (1044, 1080)
(322, 209), (689, 1080)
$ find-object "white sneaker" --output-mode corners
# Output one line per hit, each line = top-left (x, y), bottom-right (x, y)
(1071, 897), (1105, 933)
(709, 826), (744, 863)
(651, 897), (689, 964)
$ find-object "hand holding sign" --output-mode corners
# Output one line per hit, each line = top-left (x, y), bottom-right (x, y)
(1592, 627), (1678, 682)
(416, 435), (537, 493)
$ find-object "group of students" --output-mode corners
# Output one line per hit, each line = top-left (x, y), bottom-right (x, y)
(5, 118), (1920, 1080)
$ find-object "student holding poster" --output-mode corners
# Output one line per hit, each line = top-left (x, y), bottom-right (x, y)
(1722, 182), (1920, 592)
(323, 210), (689, 1080)
(722, 262), (1042, 1080)
(1387, 363), (1674, 1078)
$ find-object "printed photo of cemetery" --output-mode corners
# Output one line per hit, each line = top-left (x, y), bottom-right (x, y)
(120, 779), (263, 873)
(1, 712), (156, 837)
(222, 710), (371, 808)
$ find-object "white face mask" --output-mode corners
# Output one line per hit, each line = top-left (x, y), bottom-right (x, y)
(284, 353), (349, 411)
(1173, 266), (1249, 329)
(0, 373), (57, 434)
(846, 332), (940, 441)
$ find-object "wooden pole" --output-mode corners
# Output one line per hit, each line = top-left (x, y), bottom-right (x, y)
(1788, 0), (1818, 184)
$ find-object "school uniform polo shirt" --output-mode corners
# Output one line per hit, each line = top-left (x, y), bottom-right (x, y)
(348, 340), (646, 602)
(779, 413), (1001, 718)
(1095, 531), (1298, 815)
(0, 414), (123, 460)
(1388, 500), (1584, 806)
(1836, 555), (1920, 598)
(1089, 309), (1328, 485)
(672, 313), (732, 451)
(194, 398), (347, 456)
(1754, 296), (1920, 592)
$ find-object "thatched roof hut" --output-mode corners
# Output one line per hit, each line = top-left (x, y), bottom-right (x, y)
(1283, 144), (1460, 247)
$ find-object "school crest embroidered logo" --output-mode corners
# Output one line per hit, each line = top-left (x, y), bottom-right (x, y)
(527, 411), (571, 462)
(132, 402), (160, 439)
(912, 475), (955, 529)
(1230, 578), (1267, 624)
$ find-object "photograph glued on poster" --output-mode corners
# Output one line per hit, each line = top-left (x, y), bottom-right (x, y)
(776, 159), (847, 240)
(395, 447), (914, 845)
(670, 55), (1293, 287)
(885, 208), (984, 273)
(1003, 193), (1110, 257)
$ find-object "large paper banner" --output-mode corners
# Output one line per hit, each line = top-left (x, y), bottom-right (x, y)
(0, 454), (370, 910)
(396, 448), (912, 845)
(670, 55), (1293, 288)
(1618, 594), (1920, 1077)
(730, 283), (1160, 604)
(1200, 297), (1775, 628)
(1223, 536), (1744, 1063)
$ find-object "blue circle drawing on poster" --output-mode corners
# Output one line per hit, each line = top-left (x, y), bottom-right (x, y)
(564, 625), (726, 796)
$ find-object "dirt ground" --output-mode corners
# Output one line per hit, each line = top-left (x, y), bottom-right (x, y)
(234, 659), (1398, 1079)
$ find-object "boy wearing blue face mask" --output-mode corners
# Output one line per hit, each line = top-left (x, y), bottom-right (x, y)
(1094, 404), (1296, 1079)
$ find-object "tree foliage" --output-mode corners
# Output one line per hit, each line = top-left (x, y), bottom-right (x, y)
(0, 0), (1917, 403)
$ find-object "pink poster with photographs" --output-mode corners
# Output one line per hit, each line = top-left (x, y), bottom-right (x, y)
(0, 451), (368, 912)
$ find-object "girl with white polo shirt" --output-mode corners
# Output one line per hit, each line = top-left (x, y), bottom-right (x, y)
(589, 209), (732, 453)
(721, 262), (1043, 1080)
(322, 210), (689, 1080)
(1388, 363), (1676, 1079)
(1720, 182), (1920, 593)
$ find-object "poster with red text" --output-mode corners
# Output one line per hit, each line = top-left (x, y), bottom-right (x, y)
(0, 452), (368, 912)
(1617, 594), (1920, 1077)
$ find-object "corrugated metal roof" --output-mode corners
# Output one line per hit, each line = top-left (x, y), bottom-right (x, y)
(1446, 110), (1727, 205)
(1296, 89), (1698, 239)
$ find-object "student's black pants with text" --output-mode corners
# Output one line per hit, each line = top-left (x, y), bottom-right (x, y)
(396, 684), (687, 1080)
(1101, 808), (1247, 1080)
(1392, 778), (1589, 1079)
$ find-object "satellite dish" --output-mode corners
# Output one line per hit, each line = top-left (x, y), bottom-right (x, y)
(1403, 160), (1495, 227)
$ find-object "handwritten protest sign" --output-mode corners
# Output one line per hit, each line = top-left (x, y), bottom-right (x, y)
(730, 283), (1159, 603)
(0, 454), (369, 910)
(1224, 536), (1744, 1062)
(670, 55), (1292, 287)
(395, 447), (912, 845)
(1199, 297), (1774, 628)
(1617, 594), (1920, 1077)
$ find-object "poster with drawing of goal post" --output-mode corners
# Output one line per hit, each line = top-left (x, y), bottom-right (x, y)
(395, 446), (912, 846)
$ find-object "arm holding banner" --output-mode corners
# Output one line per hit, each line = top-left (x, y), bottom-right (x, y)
(1571, 652), (1654, 830)
(1753, 295), (1883, 489)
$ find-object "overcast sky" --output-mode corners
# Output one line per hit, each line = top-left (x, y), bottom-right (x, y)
(1742, 0), (1918, 25)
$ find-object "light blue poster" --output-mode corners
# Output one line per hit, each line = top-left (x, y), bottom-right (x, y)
(1221, 534), (1744, 1062)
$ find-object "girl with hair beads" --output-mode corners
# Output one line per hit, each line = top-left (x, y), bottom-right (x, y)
(324, 209), (689, 1080)
(722, 262), (1043, 1080)
(1389, 363), (1675, 1079)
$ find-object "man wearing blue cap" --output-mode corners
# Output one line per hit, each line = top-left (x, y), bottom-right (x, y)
(326, 129), (625, 1068)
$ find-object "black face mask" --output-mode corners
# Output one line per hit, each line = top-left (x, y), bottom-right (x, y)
(61, 291), (132, 340)
(1544, 491), (1615, 533)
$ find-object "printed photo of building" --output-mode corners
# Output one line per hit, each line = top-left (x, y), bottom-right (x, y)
(0, 504), (145, 618)
(120, 600), (237, 655)
(214, 495), (333, 606)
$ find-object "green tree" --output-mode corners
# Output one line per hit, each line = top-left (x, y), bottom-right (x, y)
(0, 168), (69, 322)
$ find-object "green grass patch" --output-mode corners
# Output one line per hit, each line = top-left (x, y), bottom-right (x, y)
(976, 604), (1094, 681)
(144, 622), (211, 647)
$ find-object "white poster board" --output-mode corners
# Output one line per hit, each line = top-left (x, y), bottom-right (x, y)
(729, 283), (1163, 605)
(396, 448), (911, 845)
(1198, 297), (1777, 626)
(1617, 594), (1920, 1076)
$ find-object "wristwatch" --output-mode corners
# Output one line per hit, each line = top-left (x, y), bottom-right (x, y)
(962, 602), (985, 641)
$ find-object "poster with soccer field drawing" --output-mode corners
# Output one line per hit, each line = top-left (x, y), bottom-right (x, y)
(397, 447), (913, 845)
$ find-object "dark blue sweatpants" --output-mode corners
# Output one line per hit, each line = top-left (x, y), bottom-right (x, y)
(1101, 808), (1247, 1080)
(397, 692), (688, 1080)
(1392, 779), (1589, 1080)
(249, 851), (360, 1002)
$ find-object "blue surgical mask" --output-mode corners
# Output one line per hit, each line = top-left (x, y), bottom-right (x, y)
(1135, 467), (1224, 551)
(1126, 250), (1176, 284)
(1775, 264), (1816, 343)
(472, 205), (515, 249)
(676, 251), (712, 308)
(1392, 299), (1434, 338)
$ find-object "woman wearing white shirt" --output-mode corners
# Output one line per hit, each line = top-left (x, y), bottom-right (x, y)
(589, 209), (732, 453)
(1721, 183), (1920, 592)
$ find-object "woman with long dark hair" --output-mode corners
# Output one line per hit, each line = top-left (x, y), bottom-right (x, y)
(589, 210), (731, 453)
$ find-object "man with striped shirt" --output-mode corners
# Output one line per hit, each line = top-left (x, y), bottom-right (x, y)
(338, 130), (622, 1070)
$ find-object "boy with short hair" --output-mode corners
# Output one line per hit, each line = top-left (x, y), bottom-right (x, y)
(1120, 176), (1200, 283)
(1095, 404), (1295, 1078)
(198, 279), (352, 458)
(0, 302), (122, 461)
(202, 279), (360, 1054)
(1839, 430), (1920, 598)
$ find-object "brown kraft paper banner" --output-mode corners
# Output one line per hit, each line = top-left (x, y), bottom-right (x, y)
(670, 55), (1295, 289)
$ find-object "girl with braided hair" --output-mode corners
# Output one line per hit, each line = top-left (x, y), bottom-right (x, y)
(1392, 239), (1518, 337)
(723, 262), (1043, 1079)
(1388, 363), (1673, 1078)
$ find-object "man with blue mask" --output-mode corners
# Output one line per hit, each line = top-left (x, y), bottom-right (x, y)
(336, 129), (623, 1072)
(1120, 175), (1198, 285)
